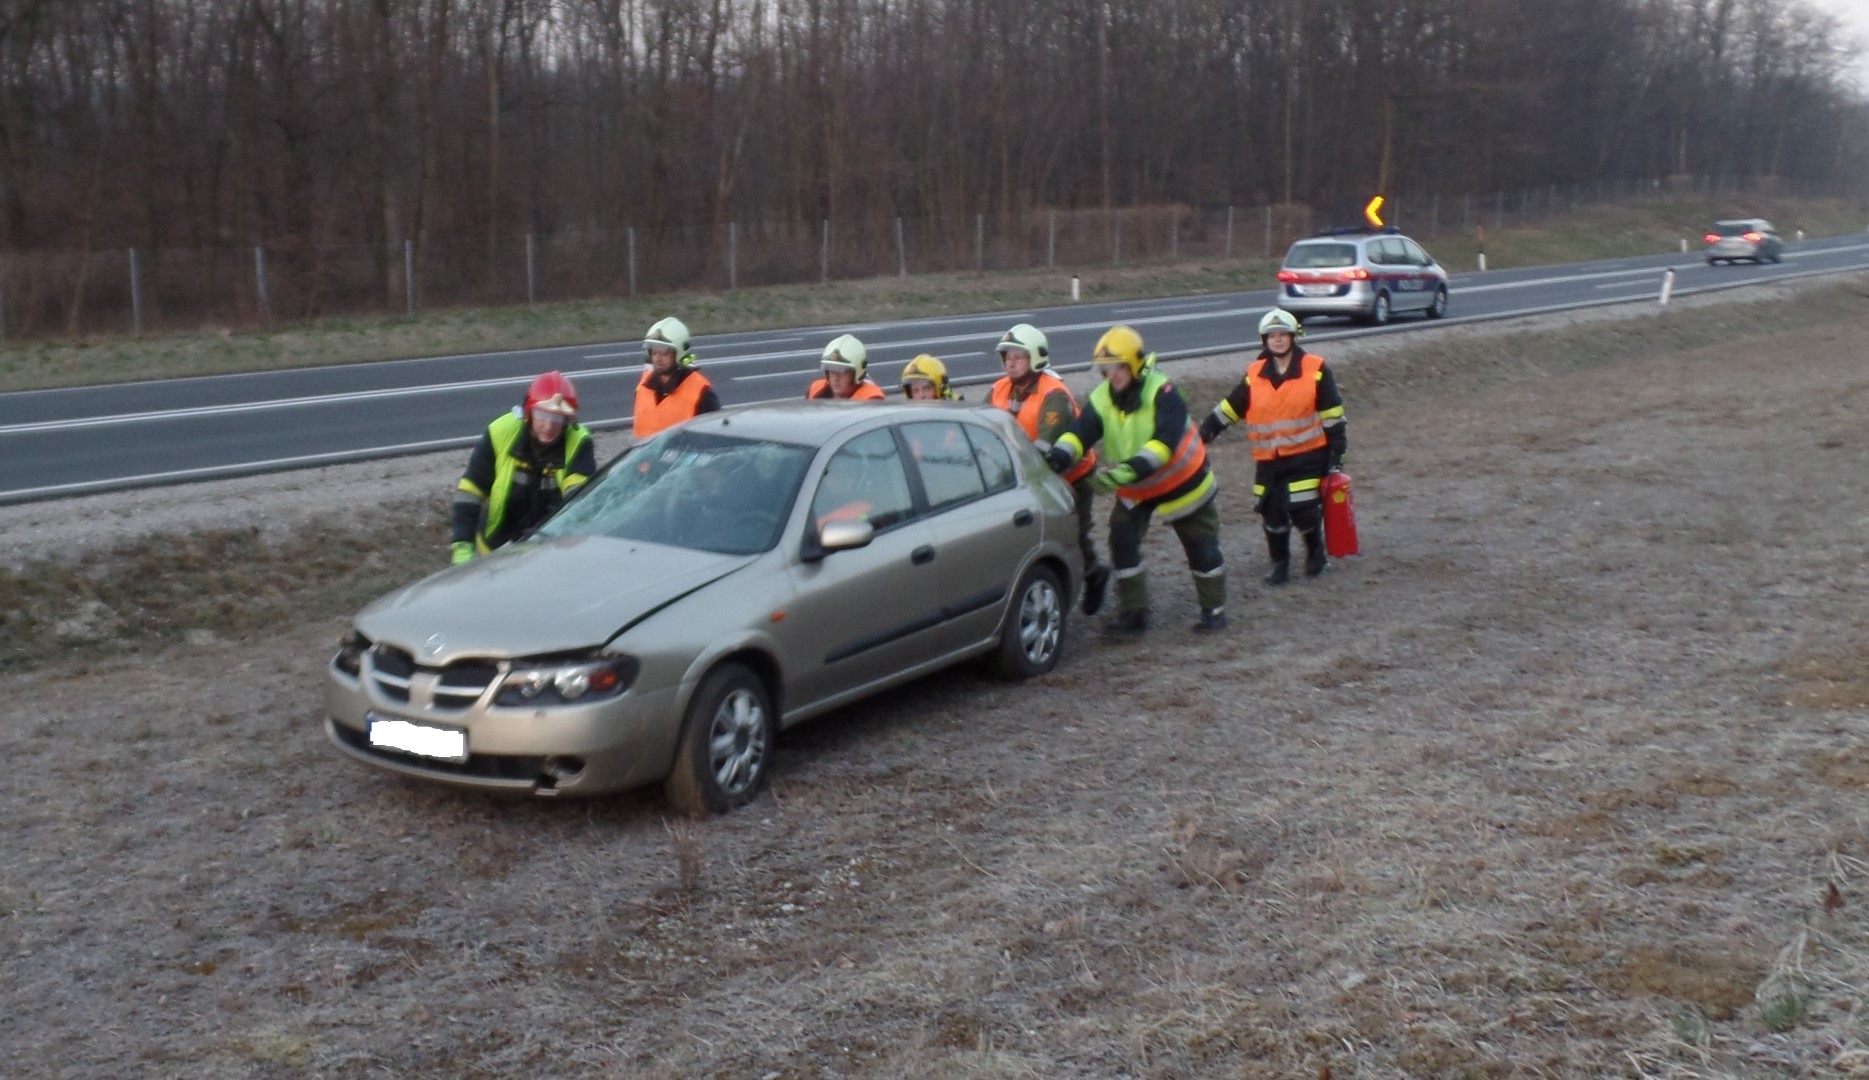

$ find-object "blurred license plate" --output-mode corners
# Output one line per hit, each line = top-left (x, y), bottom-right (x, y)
(1299, 284), (1335, 296)
(367, 712), (467, 762)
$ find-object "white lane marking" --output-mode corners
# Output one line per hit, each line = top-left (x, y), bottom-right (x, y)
(0, 364), (633, 436)
(1460, 266), (1669, 293)
(735, 368), (820, 383)
(1112, 299), (1231, 316)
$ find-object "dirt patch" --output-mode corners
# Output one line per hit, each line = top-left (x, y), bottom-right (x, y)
(3, 279), (1869, 1076)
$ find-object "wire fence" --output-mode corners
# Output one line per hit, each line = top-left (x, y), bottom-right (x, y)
(0, 173), (1856, 342)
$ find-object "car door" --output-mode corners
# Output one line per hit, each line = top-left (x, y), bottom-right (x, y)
(780, 427), (945, 711)
(1378, 237), (1422, 309)
(1403, 238), (1441, 304)
(900, 419), (1036, 651)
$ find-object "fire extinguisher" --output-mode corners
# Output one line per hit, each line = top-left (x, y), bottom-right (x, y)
(1321, 470), (1359, 557)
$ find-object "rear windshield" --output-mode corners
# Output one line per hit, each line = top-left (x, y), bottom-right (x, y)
(1284, 242), (1358, 269)
(1713, 222), (1757, 236)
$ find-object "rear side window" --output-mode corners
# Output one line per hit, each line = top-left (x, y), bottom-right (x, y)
(900, 421), (988, 511)
(962, 424), (1017, 495)
(811, 428), (916, 531)
(1402, 239), (1432, 265)
(1374, 238), (1408, 265)
(1284, 243), (1357, 269)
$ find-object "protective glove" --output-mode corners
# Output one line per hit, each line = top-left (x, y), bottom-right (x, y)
(1044, 445), (1075, 474)
(450, 541), (475, 565)
(1197, 414), (1224, 445)
(1091, 463), (1138, 494)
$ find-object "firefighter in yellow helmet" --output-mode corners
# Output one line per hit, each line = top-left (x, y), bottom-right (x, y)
(898, 354), (956, 400)
(633, 316), (722, 439)
(808, 334), (888, 400)
(1046, 325), (1226, 634)
(991, 322), (1110, 614)
(1198, 308), (1346, 583)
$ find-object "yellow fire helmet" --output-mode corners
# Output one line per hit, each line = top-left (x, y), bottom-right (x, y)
(899, 354), (954, 399)
(1092, 325), (1148, 376)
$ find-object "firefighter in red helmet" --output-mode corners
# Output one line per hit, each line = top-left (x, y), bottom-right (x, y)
(450, 370), (597, 564)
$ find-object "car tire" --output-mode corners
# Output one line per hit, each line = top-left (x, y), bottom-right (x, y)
(1367, 291), (1391, 326)
(663, 662), (773, 817)
(990, 563), (1065, 680)
(1426, 285), (1448, 319)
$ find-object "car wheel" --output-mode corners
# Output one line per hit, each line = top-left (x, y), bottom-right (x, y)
(1367, 291), (1391, 326)
(990, 563), (1065, 679)
(663, 662), (773, 817)
(1426, 285), (1448, 319)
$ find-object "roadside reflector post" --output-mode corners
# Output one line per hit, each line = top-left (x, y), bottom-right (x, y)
(1476, 225), (1486, 272)
(1071, 275), (1080, 302)
(1796, 228), (1805, 242)
(525, 232), (537, 306)
(129, 248), (143, 337)
(254, 246), (272, 327)
(1659, 268), (1676, 306)
(1679, 237), (1688, 254)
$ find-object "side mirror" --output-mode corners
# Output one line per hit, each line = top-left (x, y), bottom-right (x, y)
(818, 518), (874, 553)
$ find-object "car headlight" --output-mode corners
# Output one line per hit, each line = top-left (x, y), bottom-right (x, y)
(333, 630), (370, 678)
(495, 655), (639, 707)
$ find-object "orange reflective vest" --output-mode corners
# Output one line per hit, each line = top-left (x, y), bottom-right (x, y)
(807, 379), (887, 401)
(634, 368), (714, 438)
(990, 373), (1097, 484)
(1244, 353), (1328, 461)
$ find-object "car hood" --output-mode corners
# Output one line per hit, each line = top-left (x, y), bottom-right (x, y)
(354, 536), (755, 663)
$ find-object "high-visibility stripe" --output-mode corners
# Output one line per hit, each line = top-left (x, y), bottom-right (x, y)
(1245, 353), (1329, 461)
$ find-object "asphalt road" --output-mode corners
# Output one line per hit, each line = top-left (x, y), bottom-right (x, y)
(4, 234), (1868, 504)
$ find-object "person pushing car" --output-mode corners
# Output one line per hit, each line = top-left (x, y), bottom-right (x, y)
(1046, 325), (1227, 634)
(450, 371), (597, 564)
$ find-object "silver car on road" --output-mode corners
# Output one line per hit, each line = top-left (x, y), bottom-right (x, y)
(1704, 218), (1783, 264)
(326, 402), (1082, 814)
(1276, 228), (1450, 326)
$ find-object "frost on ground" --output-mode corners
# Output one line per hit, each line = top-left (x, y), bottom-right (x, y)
(1, 281), (1867, 1078)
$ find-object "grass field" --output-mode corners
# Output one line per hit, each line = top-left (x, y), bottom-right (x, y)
(1, 192), (1863, 394)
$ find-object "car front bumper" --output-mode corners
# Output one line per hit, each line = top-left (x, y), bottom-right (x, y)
(324, 664), (684, 797)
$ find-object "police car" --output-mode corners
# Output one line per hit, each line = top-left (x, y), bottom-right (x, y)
(1275, 226), (1450, 326)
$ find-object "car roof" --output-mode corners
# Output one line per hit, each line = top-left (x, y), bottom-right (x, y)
(676, 400), (1009, 446)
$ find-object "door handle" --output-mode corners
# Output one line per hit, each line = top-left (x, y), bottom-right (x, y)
(911, 545), (936, 565)
(1012, 509), (1034, 527)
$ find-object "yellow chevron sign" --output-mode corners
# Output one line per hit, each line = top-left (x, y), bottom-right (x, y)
(1364, 195), (1386, 229)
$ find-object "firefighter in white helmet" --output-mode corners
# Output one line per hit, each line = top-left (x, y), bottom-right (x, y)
(633, 315), (721, 439)
(990, 322), (1110, 614)
(808, 334), (887, 401)
(1198, 308), (1347, 583)
(1047, 325), (1227, 634)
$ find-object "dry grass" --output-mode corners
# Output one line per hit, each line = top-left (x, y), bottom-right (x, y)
(1, 284), (1867, 1077)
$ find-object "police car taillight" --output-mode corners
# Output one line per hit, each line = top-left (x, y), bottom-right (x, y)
(1339, 268), (1371, 282)
(1276, 270), (1299, 283)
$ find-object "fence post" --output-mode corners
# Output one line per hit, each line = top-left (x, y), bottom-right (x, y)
(254, 246), (272, 326)
(1048, 211), (1056, 269)
(728, 222), (738, 289)
(1494, 192), (1504, 230)
(896, 216), (907, 277)
(975, 213), (983, 270)
(1430, 194), (1439, 239)
(821, 219), (830, 283)
(1112, 218), (1121, 264)
(1169, 209), (1178, 259)
(525, 233), (537, 307)
(129, 248), (144, 337)
(1264, 205), (1273, 257)
(1225, 205), (1234, 258)
(627, 227), (638, 297)
(404, 239), (415, 316)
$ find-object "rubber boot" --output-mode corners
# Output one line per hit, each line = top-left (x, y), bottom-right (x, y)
(1301, 527), (1327, 578)
(1103, 570), (1150, 637)
(1263, 529), (1291, 586)
(1081, 562), (1110, 616)
(1192, 569), (1228, 632)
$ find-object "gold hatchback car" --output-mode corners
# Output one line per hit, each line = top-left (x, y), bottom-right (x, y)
(325, 402), (1082, 814)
